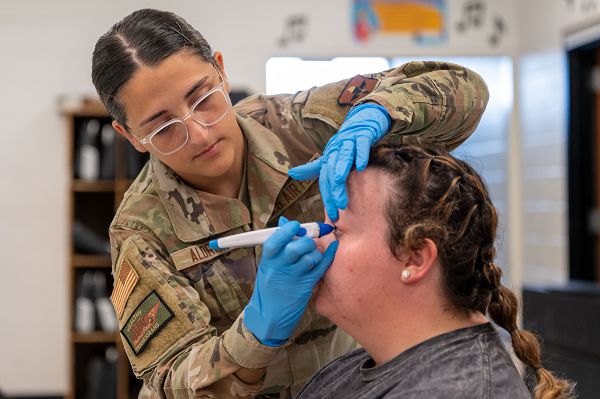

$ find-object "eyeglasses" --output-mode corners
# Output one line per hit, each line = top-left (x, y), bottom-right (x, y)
(131, 66), (231, 155)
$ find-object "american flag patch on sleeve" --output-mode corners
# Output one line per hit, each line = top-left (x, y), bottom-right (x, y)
(110, 258), (139, 318)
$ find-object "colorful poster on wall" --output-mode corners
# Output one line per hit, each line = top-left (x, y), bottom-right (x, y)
(353, 0), (447, 44)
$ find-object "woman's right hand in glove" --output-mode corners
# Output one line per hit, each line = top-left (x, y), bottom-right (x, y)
(243, 217), (339, 346)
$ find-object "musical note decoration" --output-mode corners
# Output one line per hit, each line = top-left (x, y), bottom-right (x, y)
(488, 16), (504, 47)
(564, 0), (599, 14)
(582, 0), (598, 12)
(456, 0), (485, 32)
(455, 0), (506, 47)
(278, 15), (308, 48)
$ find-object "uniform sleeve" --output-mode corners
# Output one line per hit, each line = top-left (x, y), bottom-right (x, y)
(109, 227), (282, 399)
(277, 60), (489, 152)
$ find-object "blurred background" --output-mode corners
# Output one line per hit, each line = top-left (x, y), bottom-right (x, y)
(1, 0), (599, 398)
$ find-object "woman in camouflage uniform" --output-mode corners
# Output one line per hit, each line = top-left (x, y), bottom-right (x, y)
(91, 8), (488, 399)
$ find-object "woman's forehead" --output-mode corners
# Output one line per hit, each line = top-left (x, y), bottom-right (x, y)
(345, 169), (390, 220)
(117, 52), (214, 122)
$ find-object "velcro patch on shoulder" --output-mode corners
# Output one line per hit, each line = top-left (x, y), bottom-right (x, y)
(110, 258), (139, 318)
(121, 291), (174, 355)
(337, 75), (378, 106)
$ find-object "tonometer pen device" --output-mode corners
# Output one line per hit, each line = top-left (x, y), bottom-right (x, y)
(208, 222), (335, 250)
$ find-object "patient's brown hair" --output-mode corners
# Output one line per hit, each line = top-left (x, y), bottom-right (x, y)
(369, 143), (574, 399)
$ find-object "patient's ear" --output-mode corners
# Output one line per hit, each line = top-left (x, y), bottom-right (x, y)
(399, 239), (438, 283)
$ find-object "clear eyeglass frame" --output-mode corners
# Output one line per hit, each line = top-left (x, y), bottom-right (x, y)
(131, 65), (231, 155)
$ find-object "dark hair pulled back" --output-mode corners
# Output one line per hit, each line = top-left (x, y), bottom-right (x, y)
(91, 9), (213, 126)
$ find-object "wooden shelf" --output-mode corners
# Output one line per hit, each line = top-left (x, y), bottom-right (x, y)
(65, 101), (144, 399)
(59, 97), (109, 117)
(73, 254), (111, 268)
(73, 331), (117, 344)
(115, 179), (134, 190)
(71, 179), (134, 193)
(72, 180), (116, 192)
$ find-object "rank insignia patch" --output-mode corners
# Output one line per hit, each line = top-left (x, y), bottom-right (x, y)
(337, 75), (378, 106)
(110, 258), (139, 318)
(121, 291), (174, 355)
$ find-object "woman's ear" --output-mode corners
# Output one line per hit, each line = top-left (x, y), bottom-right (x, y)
(213, 51), (224, 69)
(399, 239), (438, 283)
(212, 51), (231, 92)
(112, 121), (148, 153)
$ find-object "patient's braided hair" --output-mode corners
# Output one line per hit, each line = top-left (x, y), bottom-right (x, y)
(369, 143), (574, 399)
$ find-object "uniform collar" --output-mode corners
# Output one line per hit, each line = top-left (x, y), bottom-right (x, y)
(236, 113), (291, 174)
(151, 112), (292, 242)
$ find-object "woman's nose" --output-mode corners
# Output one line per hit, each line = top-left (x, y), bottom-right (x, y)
(186, 118), (210, 144)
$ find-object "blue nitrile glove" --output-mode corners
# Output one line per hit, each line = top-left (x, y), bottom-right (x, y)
(244, 216), (339, 346)
(288, 103), (391, 221)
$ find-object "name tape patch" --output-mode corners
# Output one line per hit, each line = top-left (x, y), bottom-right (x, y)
(121, 291), (174, 355)
(171, 243), (223, 271)
(272, 177), (316, 216)
(110, 258), (139, 318)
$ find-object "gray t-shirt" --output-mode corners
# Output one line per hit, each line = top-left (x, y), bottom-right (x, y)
(295, 323), (531, 399)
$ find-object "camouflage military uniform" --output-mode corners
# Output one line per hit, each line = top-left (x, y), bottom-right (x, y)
(108, 61), (489, 399)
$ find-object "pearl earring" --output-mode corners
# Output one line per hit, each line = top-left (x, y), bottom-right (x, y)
(401, 270), (411, 280)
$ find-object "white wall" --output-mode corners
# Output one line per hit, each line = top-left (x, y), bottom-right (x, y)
(0, 0), (519, 395)
(515, 0), (600, 284)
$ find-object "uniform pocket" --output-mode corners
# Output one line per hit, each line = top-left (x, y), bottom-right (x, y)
(202, 260), (247, 324)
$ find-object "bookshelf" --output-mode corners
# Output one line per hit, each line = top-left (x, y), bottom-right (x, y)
(62, 97), (146, 399)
